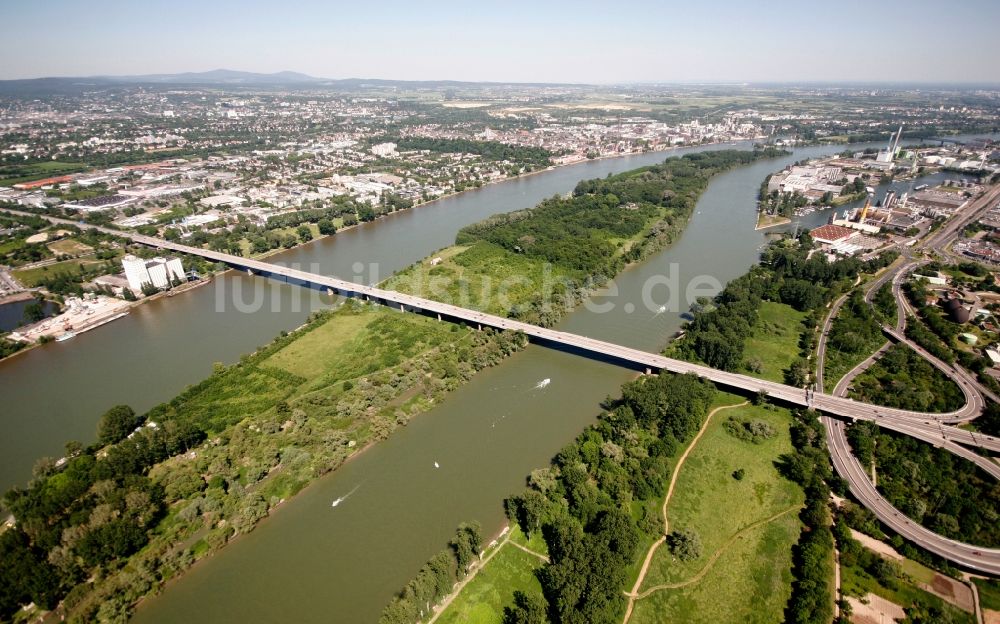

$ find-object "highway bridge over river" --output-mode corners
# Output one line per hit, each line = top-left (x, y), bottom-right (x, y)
(8, 210), (1000, 574)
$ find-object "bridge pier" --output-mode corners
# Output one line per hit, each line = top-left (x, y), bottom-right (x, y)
(437, 313), (441, 322)
(645, 367), (652, 375)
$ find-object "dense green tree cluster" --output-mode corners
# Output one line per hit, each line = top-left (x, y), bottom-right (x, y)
(503, 373), (713, 623)
(666, 528), (703, 561)
(849, 344), (964, 413)
(845, 423), (1000, 547)
(871, 282), (897, 324)
(674, 235), (896, 374)
(264, 199), (359, 230)
(723, 415), (777, 444)
(0, 401), (206, 617)
(780, 410), (836, 624)
(393, 137), (553, 168)
(828, 291), (883, 357)
(457, 150), (786, 277)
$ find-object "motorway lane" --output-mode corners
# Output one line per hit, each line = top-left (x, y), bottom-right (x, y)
(825, 417), (1000, 575)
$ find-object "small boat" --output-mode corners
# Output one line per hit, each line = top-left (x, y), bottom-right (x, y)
(55, 332), (75, 342)
(914, 184), (928, 191)
(536, 378), (551, 389)
(434, 462), (440, 469)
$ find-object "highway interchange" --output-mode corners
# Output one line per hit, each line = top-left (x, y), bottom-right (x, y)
(817, 183), (1000, 575)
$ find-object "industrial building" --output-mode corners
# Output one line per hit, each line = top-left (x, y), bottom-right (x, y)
(121, 254), (185, 293)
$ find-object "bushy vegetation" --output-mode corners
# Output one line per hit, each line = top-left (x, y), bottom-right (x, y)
(823, 291), (886, 391)
(0, 304), (528, 621)
(846, 422), (1000, 547)
(394, 137), (553, 169)
(379, 523), (483, 624)
(723, 415), (777, 444)
(781, 410), (837, 624)
(848, 344), (964, 413)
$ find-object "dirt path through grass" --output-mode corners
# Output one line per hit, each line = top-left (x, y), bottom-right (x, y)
(621, 400), (748, 624)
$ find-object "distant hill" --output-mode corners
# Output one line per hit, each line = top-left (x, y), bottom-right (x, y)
(0, 69), (325, 95)
(112, 69), (324, 85)
(0, 70), (586, 95)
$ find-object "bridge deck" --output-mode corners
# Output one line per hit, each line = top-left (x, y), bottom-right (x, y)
(127, 234), (1000, 456)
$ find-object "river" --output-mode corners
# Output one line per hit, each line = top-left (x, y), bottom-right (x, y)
(1, 136), (992, 622)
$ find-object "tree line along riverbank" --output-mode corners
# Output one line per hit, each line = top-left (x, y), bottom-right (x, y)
(0, 147), (789, 622)
(0, 304), (527, 621)
(405, 230), (1000, 624)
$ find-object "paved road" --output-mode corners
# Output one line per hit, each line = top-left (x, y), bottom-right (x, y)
(826, 417), (1000, 575)
(9, 199), (1000, 574)
(5, 208), (993, 435)
(816, 184), (1000, 575)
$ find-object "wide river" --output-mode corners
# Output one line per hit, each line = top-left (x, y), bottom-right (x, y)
(1, 136), (992, 622)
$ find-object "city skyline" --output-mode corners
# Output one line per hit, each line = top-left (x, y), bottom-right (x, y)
(3, 0), (1000, 84)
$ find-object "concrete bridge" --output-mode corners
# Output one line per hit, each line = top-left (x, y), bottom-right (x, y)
(122, 234), (1000, 453)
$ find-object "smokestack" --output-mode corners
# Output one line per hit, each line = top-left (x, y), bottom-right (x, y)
(892, 125), (903, 155)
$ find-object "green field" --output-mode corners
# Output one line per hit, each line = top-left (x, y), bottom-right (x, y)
(12, 258), (110, 286)
(742, 301), (807, 383)
(974, 577), (1000, 611)
(0, 160), (87, 186)
(631, 513), (802, 624)
(436, 527), (546, 624)
(633, 400), (804, 623)
(384, 241), (578, 320)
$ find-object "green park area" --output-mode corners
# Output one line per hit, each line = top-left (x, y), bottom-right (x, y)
(742, 301), (807, 383)
(386, 150), (784, 327)
(12, 257), (113, 287)
(0, 303), (528, 621)
(435, 527), (547, 624)
(630, 400), (804, 624)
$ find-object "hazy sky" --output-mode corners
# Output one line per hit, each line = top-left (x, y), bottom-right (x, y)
(2, 0), (999, 83)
